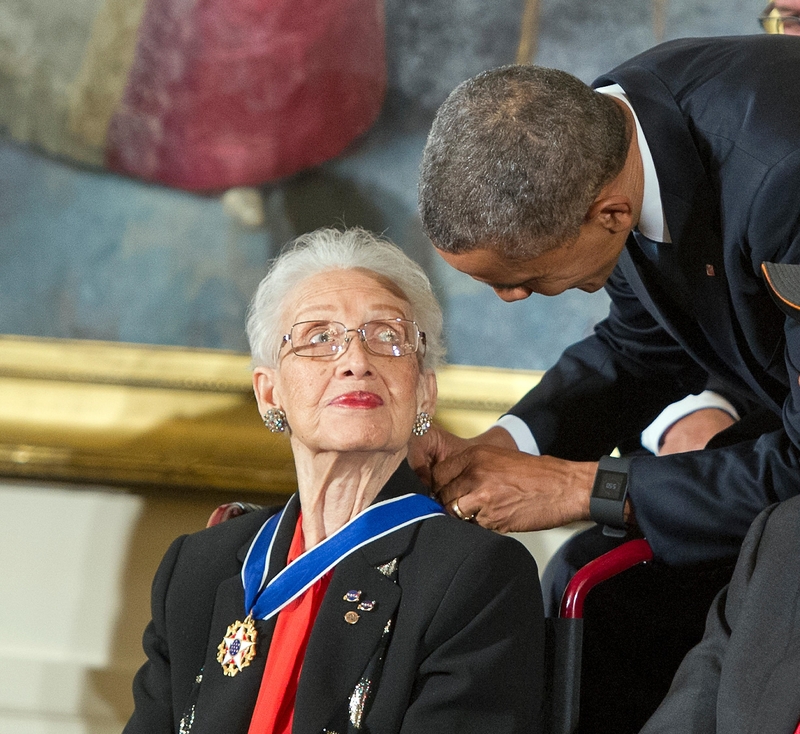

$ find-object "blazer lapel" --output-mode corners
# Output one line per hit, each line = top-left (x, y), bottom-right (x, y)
(189, 575), (275, 734)
(293, 465), (431, 734)
(293, 546), (405, 733)
(614, 73), (789, 407)
(190, 498), (300, 734)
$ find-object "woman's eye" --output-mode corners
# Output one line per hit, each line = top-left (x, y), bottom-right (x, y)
(376, 328), (401, 343)
(309, 330), (335, 344)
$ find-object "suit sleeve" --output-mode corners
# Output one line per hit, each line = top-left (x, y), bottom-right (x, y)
(630, 146), (800, 564)
(639, 504), (775, 733)
(398, 535), (545, 734)
(508, 263), (709, 461)
(123, 535), (187, 734)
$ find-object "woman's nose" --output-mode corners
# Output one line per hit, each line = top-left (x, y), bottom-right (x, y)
(336, 334), (374, 377)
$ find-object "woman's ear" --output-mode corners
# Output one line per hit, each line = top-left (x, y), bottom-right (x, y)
(252, 366), (280, 415)
(417, 369), (438, 415)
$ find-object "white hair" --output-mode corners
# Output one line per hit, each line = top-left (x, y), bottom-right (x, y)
(246, 227), (445, 370)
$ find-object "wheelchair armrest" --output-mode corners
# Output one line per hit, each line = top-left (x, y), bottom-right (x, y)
(206, 501), (264, 528)
(560, 538), (653, 619)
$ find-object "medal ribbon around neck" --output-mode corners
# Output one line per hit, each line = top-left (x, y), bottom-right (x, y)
(242, 493), (446, 621)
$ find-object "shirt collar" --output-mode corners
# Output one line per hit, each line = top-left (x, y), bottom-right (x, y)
(595, 83), (671, 244)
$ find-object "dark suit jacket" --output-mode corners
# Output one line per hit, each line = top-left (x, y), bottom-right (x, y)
(123, 462), (544, 734)
(509, 35), (800, 565)
(640, 495), (800, 733)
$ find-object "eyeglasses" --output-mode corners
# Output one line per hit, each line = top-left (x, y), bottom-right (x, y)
(281, 319), (426, 359)
(759, 3), (800, 33)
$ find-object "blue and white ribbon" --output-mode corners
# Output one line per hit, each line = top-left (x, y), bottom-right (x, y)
(241, 493), (445, 621)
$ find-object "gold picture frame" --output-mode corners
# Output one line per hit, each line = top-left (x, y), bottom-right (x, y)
(0, 335), (542, 496)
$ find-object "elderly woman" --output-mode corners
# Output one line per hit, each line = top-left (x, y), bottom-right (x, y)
(124, 227), (544, 734)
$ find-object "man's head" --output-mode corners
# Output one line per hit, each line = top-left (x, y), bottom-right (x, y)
(418, 64), (630, 261)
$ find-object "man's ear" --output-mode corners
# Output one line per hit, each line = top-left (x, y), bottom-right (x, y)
(417, 369), (438, 415)
(585, 195), (634, 234)
(252, 366), (280, 415)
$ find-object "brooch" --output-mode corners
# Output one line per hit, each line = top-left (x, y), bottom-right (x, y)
(216, 614), (257, 676)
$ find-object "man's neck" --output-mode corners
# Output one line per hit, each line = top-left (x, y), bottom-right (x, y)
(608, 97), (645, 231)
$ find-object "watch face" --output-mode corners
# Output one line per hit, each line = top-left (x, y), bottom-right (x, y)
(594, 470), (628, 501)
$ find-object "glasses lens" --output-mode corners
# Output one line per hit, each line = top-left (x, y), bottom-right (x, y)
(363, 320), (419, 356)
(291, 321), (345, 356)
(760, 5), (784, 33)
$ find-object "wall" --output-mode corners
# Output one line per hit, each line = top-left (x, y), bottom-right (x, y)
(0, 0), (757, 371)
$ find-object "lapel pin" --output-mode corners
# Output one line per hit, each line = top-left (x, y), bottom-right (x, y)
(357, 600), (376, 612)
(344, 610), (360, 625)
(706, 264), (716, 276)
(343, 589), (362, 603)
(376, 558), (399, 578)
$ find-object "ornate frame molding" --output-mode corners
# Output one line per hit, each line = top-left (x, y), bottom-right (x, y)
(0, 335), (542, 495)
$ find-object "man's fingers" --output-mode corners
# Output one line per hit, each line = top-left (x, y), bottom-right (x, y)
(432, 449), (477, 505)
(408, 425), (473, 489)
(448, 496), (478, 522)
(407, 433), (435, 487)
(433, 446), (596, 533)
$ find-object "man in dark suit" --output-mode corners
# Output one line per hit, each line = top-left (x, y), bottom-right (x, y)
(415, 34), (800, 731)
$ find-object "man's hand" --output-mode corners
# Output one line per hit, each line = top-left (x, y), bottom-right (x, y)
(432, 445), (597, 533)
(658, 408), (736, 455)
(407, 424), (516, 486)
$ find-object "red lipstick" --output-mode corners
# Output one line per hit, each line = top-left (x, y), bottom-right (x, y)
(330, 391), (384, 408)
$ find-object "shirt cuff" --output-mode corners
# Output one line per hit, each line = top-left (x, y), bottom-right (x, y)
(493, 414), (541, 455)
(640, 391), (740, 455)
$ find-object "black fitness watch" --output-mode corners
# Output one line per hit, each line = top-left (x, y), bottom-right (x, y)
(590, 455), (630, 538)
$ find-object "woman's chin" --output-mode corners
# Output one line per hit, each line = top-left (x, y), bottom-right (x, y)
(318, 436), (405, 455)
(300, 431), (406, 457)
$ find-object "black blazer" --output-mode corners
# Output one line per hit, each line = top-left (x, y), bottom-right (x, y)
(124, 462), (545, 733)
(640, 495), (800, 732)
(509, 35), (800, 565)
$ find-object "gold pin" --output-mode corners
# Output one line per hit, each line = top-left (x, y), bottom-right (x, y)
(344, 610), (360, 625)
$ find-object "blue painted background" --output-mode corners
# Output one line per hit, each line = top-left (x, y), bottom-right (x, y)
(0, 0), (758, 370)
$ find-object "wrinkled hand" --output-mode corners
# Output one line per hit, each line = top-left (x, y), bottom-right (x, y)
(432, 445), (597, 533)
(658, 408), (736, 456)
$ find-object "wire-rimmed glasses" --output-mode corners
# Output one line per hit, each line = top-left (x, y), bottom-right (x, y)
(281, 319), (426, 359)
(759, 3), (800, 33)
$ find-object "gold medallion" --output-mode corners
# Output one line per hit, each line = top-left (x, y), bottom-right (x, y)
(216, 614), (258, 676)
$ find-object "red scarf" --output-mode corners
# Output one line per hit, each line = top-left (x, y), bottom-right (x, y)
(247, 515), (332, 734)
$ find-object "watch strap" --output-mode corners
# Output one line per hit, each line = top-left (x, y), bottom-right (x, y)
(590, 455), (630, 537)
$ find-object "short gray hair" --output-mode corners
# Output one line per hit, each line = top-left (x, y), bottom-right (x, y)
(246, 227), (445, 370)
(419, 64), (629, 259)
